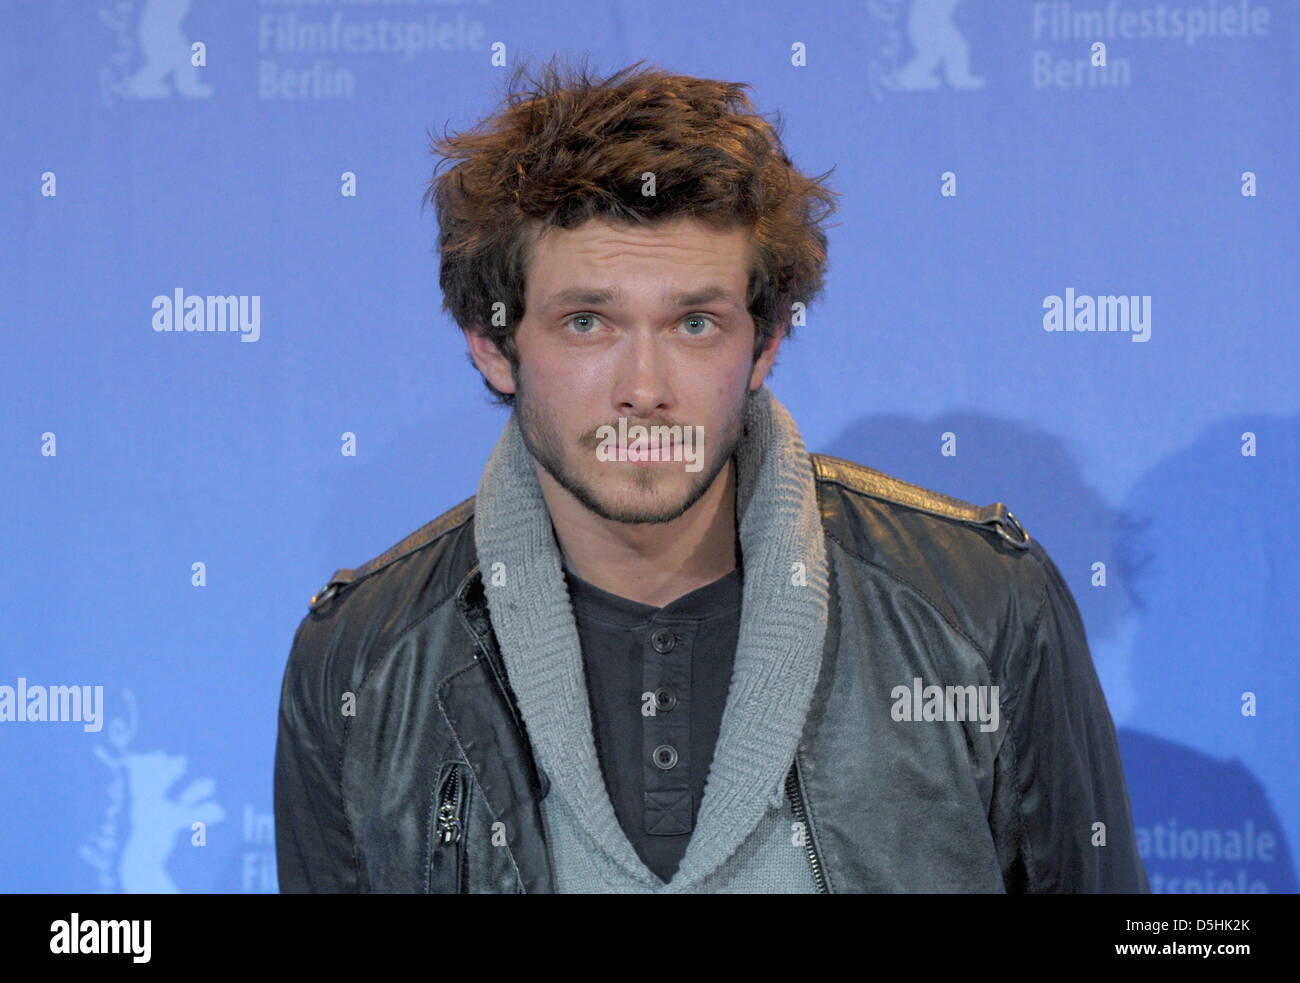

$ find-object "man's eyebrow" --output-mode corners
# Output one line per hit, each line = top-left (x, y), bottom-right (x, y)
(539, 287), (622, 309)
(538, 285), (738, 309)
(672, 285), (736, 306)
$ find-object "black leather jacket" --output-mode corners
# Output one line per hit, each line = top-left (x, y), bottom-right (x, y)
(274, 454), (1150, 893)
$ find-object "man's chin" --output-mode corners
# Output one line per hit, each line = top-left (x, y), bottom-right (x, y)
(572, 476), (705, 525)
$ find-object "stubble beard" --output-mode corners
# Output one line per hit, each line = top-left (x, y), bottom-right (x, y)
(514, 379), (750, 526)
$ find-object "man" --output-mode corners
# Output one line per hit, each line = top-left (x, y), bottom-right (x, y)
(274, 59), (1149, 893)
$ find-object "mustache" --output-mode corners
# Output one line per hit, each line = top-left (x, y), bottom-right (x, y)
(578, 420), (693, 449)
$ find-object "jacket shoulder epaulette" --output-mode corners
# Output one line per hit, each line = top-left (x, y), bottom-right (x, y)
(307, 495), (476, 609)
(810, 453), (1030, 550)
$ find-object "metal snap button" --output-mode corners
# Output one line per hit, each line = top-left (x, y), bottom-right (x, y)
(651, 628), (676, 654)
(652, 744), (678, 770)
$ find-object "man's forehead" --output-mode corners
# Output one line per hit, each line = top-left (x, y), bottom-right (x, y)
(537, 283), (742, 310)
(525, 218), (753, 307)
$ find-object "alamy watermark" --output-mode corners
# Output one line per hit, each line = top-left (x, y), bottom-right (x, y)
(594, 418), (705, 473)
(1043, 287), (1151, 342)
(50, 913), (150, 963)
(891, 677), (1000, 733)
(0, 677), (104, 732)
(151, 288), (261, 342)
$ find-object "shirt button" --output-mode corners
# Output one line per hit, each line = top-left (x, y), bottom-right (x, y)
(650, 628), (676, 653)
(652, 744), (678, 770)
(654, 687), (677, 712)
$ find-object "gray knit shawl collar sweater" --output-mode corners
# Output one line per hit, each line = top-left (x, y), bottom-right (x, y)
(473, 384), (830, 892)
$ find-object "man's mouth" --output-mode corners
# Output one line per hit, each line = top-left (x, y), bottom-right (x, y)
(619, 439), (674, 463)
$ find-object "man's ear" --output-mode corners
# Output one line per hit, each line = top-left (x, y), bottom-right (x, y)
(464, 324), (518, 397)
(748, 321), (786, 391)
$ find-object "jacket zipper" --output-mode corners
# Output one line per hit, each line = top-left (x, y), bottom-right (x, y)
(435, 764), (468, 893)
(785, 758), (829, 894)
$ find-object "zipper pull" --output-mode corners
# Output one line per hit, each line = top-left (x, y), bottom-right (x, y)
(437, 801), (463, 844)
(436, 767), (463, 844)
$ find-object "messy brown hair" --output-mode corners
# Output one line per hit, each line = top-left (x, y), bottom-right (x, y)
(423, 55), (840, 406)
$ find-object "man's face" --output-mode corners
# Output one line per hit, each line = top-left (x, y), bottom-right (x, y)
(470, 216), (781, 525)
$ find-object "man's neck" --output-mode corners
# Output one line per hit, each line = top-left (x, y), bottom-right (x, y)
(535, 460), (739, 608)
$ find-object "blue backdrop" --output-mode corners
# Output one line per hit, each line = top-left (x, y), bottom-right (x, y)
(2, 0), (1295, 893)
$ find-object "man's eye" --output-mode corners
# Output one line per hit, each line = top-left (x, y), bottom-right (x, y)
(564, 314), (718, 335)
(680, 315), (718, 337)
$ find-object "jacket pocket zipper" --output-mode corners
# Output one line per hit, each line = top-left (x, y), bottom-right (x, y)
(785, 759), (829, 894)
(434, 763), (468, 893)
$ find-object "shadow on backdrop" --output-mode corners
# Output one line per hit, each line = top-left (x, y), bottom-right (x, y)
(820, 411), (1296, 893)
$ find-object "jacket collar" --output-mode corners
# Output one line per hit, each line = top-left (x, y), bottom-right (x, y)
(471, 385), (830, 891)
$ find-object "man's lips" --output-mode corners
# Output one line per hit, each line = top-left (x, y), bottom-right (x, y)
(618, 440), (675, 462)
(582, 422), (696, 464)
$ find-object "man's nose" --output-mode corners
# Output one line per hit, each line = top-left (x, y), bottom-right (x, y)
(613, 332), (672, 418)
